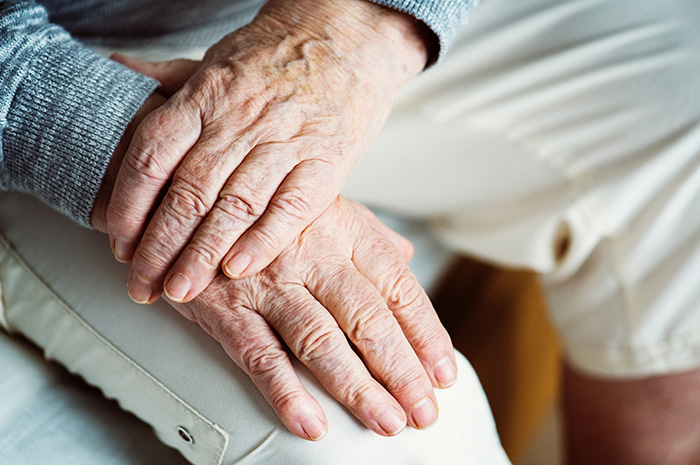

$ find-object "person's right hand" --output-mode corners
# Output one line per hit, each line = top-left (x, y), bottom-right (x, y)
(168, 197), (458, 440)
(104, 0), (433, 307)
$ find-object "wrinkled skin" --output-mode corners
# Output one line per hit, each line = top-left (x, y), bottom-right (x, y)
(97, 186), (457, 440)
(92, 88), (456, 442)
(171, 197), (456, 440)
(104, 0), (432, 306)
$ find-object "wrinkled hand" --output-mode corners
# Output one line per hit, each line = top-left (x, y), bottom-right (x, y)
(168, 197), (457, 440)
(105, 0), (432, 305)
(96, 166), (456, 439)
(92, 86), (456, 440)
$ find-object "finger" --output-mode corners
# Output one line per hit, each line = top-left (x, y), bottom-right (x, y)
(106, 94), (202, 264)
(369, 221), (414, 262)
(305, 262), (438, 430)
(183, 293), (328, 441)
(352, 231), (458, 390)
(111, 53), (201, 97)
(126, 129), (261, 304)
(163, 143), (299, 302)
(223, 159), (341, 279)
(347, 200), (414, 262)
(261, 284), (408, 437)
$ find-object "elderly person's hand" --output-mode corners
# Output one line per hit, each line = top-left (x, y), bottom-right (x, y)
(96, 153), (457, 440)
(104, 0), (433, 305)
(93, 90), (456, 441)
(169, 197), (457, 440)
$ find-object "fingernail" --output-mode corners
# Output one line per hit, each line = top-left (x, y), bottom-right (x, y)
(223, 252), (251, 278)
(411, 397), (438, 430)
(376, 405), (406, 436)
(164, 273), (191, 302)
(301, 415), (327, 441)
(128, 274), (154, 304)
(114, 238), (136, 263)
(433, 356), (457, 388)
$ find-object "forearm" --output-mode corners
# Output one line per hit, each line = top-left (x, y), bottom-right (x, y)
(258, 0), (434, 79)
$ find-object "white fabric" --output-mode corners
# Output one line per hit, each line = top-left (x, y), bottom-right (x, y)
(343, 0), (700, 377)
(0, 192), (511, 465)
(0, 332), (189, 464)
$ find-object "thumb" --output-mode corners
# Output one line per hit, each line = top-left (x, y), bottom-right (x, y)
(111, 53), (201, 97)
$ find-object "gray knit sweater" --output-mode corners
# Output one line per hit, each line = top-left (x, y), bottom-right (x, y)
(0, 0), (476, 227)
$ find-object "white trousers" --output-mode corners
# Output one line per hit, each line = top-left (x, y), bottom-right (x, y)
(0, 193), (509, 464)
(345, 0), (700, 377)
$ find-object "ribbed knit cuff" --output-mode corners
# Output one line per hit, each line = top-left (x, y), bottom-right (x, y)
(369, 0), (477, 63)
(3, 36), (158, 227)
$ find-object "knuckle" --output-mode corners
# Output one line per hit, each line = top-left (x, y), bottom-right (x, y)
(124, 136), (169, 182)
(186, 240), (223, 271)
(388, 269), (444, 350)
(418, 326), (453, 358)
(243, 345), (289, 378)
(294, 325), (345, 365)
(164, 179), (211, 221)
(210, 301), (253, 344)
(217, 190), (264, 222)
(341, 378), (378, 408)
(271, 386), (308, 416)
(270, 191), (315, 223)
(384, 369), (431, 398)
(190, 66), (231, 101)
(347, 304), (397, 346)
(387, 268), (424, 312)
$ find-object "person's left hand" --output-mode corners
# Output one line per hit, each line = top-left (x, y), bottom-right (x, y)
(168, 196), (456, 440)
(105, 0), (433, 305)
(98, 181), (458, 440)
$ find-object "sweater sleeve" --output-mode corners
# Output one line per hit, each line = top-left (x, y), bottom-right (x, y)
(0, 1), (159, 227)
(368, 0), (478, 63)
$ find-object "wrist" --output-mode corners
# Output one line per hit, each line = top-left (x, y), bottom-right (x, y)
(92, 92), (166, 232)
(258, 0), (433, 85)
